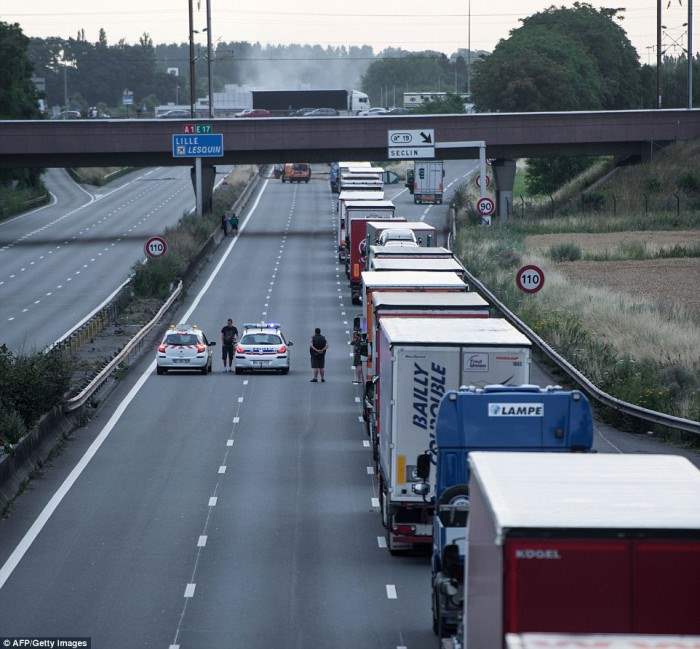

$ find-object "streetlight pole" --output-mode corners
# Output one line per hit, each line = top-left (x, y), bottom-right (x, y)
(689, 0), (694, 108)
(206, 0), (214, 118)
(467, 0), (471, 98)
(188, 0), (196, 118)
(657, 0), (662, 108)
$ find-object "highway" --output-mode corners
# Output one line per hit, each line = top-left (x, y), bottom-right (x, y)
(0, 166), (697, 648)
(0, 166), (228, 352)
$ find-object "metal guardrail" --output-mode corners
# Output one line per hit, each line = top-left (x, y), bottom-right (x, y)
(64, 281), (182, 412)
(449, 212), (700, 436)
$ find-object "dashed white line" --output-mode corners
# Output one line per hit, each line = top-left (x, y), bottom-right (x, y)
(226, 439), (234, 447)
(355, 397), (361, 403)
(363, 440), (370, 448)
(183, 583), (196, 598)
(366, 466), (375, 475)
(243, 380), (249, 385)
(232, 416), (240, 423)
(208, 497), (218, 507)
(386, 585), (397, 599)
(197, 535), (207, 548)
(237, 396), (244, 403)
(371, 497), (380, 508)
(218, 466), (227, 474)
(377, 536), (387, 549)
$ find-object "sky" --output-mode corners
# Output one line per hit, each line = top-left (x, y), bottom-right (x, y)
(2, 0), (695, 62)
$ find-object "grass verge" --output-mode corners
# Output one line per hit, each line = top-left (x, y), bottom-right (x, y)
(68, 167), (133, 186)
(455, 219), (700, 433)
(0, 182), (50, 222)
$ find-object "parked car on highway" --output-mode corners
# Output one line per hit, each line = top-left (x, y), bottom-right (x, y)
(156, 324), (216, 375)
(303, 107), (339, 116)
(282, 163), (311, 183)
(235, 109), (272, 118)
(234, 322), (292, 374)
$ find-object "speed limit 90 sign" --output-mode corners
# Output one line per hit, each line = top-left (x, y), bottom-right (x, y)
(516, 264), (545, 294)
(145, 236), (168, 258)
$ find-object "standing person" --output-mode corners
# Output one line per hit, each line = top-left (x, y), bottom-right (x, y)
(221, 212), (229, 237)
(352, 331), (364, 385)
(220, 318), (238, 372)
(309, 327), (328, 382)
(229, 211), (239, 235)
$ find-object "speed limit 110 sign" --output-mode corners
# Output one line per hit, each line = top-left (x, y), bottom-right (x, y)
(516, 264), (545, 294)
(145, 236), (168, 258)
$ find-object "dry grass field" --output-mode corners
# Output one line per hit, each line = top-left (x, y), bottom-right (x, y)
(525, 230), (700, 254)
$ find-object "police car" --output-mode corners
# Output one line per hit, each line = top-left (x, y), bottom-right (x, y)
(156, 324), (216, 375)
(234, 322), (292, 374)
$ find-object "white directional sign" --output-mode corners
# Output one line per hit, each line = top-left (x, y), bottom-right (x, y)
(387, 129), (435, 159)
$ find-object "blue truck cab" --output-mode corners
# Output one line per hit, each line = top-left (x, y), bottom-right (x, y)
(414, 385), (594, 637)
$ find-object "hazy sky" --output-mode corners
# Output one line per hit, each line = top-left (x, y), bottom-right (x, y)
(2, 0), (694, 61)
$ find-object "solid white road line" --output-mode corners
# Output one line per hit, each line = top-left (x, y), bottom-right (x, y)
(386, 585), (397, 599)
(0, 177), (269, 591)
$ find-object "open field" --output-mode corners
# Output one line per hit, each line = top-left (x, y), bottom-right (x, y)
(557, 257), (700, 320)
(525, 229), (700, 253)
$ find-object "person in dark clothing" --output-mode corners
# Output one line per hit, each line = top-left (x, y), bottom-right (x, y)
(222, 212), (229, 236)
(220, 318), (238, 372)
(309, 327), (328, 382)
(352, 331), (364, 385)
(229, 212), (239, 235)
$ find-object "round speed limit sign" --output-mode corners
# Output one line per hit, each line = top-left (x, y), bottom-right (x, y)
(476, 197), (495, 216)
(144, 236), (168, 258)
(516, 264), (545, 294)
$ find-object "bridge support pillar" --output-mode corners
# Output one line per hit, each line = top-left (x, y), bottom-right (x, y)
(190, 163), (216, 214)
(492, 159), (516, 221)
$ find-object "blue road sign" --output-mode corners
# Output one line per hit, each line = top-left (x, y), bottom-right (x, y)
(172, 133), (224, 158)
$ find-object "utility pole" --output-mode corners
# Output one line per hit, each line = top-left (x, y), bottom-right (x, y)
(467, 0), (472, 98)
(63, 65), (68, 108)
(206, 0), (214, 117)
(188, 0), (196, 118)
(657, 0), (662, 108)
(689, 0), (694, 108)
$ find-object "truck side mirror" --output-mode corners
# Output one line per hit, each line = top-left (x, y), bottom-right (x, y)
(416, 453), (431, 480)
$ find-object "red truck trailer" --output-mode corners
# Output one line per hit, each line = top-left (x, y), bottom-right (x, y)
(462, 452), (700, 649)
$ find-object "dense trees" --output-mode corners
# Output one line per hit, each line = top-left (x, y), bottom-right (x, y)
(471, 3), (643, 194)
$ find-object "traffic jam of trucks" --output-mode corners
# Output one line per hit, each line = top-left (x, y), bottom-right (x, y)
(320, 159), (700, 646)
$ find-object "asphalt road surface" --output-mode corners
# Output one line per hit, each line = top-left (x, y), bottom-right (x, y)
(0, 167), (697, 648)
(0, 166), (228, 352)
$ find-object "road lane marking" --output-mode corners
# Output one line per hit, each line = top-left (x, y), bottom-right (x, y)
(358, 416), (364, 423)
(363, 440), (370, 447)
(366, 466), (375, 475)
(184, 583), (196, 598)
(371, 497), (380, 508)
(218, 466), (227, 474)
(232, 416), (240, 423)
(227, 440), (234, 447)
(243, 380), (248, 385)
(0, 176), (267, 591)
(355, 397), (361, 403)
(377, 536), (387, 549)
(197, 536), (207, 547)
(238, 397), (244, 403)
(386, 585), (397, 599)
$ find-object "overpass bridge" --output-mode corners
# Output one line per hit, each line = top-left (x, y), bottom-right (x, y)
(2, 108), (699, 217)
(1, 109), (699, 168)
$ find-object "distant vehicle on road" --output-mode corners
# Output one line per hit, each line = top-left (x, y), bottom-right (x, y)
(289, 107), (316, 116)
(158, 109), (191, 119)
(235, 108), (272, 118)
(282, 163), (311, 183)
(413, 160), (445, 204)
(57, 110), (82, 120)
(386, 107), (410, 115)
(359, 107), (389, 116)
(234, 322), (292, 374)
(378, 227), (418, 246)
(303, 107), (339, 117)
(273, 164), (284, 179)
(252, 89), (369, 115)
(156, 324), (216, 375)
